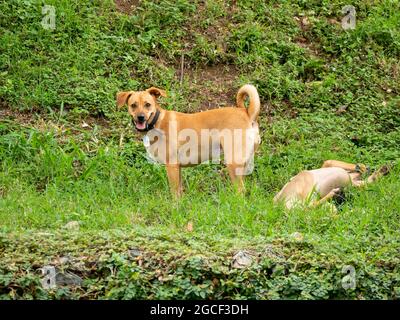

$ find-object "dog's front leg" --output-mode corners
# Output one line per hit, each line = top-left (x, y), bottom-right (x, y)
(310, 188), (340, 208)
(166, 164), (182, 198)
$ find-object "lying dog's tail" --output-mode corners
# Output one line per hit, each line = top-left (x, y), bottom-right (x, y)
(236, 84), (260, 123)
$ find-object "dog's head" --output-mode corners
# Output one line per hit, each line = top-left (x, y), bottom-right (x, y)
(116, 87), (166, 131)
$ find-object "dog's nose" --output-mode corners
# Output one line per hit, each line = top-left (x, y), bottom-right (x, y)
(137, 115), (145, 123)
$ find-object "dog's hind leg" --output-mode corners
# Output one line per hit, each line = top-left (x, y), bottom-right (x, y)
(310, 188), (340, 208)
(227, 164), (245, 193)
(166, 164), (182, 198)
(322, 160), (368, 173)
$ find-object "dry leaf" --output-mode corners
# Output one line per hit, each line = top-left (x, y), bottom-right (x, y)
(186, 221), (193, 232)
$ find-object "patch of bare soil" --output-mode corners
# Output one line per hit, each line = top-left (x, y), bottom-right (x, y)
(184, 64), (240, 111)
(294, 35), (322, 58)
(0, 102), (37, 125)
(293, 16), (319, 55)
(281, 99), (299, 119)
(114, 0), (140, 14)
(293, 16), (321, 58)
(82, 115), (110, 129)
(0, 102), (111, 136)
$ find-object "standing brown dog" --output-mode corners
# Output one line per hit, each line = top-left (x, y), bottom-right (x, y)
(117, 85), (261, 197)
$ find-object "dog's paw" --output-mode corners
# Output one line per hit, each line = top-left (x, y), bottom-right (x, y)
(355, 163), (368, 173)
(330, 188), (341, 196)
(378, 164), (392, 176)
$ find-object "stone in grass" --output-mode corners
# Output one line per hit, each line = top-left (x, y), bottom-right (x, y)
(232, 251), (252, 269)
(63, 221), (80, 231)
(128, 248), (143, 259)
(290, 232), (304, 242)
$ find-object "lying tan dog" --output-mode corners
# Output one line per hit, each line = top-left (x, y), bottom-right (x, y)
(117, 85), (260, 197)
(274, 160), (390, 210)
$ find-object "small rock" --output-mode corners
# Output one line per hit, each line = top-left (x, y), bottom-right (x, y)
(290, 232), (304, 242)
(336, 105), (348, 114)
(232, 251), (252, 269)
(64, 221), (80, 230)
(128, 248), (142, 259)
(301, 17), (310, 26)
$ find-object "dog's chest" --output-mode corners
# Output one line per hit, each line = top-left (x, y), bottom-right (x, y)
(142, 132), (166, 164)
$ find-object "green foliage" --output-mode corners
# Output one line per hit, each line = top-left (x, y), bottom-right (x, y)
(0, 231), (399, 299)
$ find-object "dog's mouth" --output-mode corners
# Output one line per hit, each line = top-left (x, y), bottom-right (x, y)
(132, 116), (148, 131)
(134, 120), (147, 130)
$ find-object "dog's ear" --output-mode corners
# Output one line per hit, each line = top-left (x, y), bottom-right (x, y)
(116, 91), (133, 108)
(146, 87), (167, 99)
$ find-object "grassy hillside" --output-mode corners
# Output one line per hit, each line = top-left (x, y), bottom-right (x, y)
(0, 0), (400, 299)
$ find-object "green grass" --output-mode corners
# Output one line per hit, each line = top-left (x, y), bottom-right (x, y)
(1, 0), (400, 299)
(1, 119), (399, 241)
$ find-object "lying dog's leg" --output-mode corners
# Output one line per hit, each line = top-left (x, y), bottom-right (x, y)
(351, 165), (391, 187)
(367, 165), (391, 182)
(227, 164), (245, 193)
(166, 164), (182, 198)
(322, 160), (367, 173)
(310, 188), (340, 208)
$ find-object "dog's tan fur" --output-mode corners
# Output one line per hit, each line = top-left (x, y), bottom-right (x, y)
(117, 85), (261, 197)
(274, 160), (389, 210)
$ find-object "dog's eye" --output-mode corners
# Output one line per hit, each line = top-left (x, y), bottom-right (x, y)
(145, 103), (151, 109)
(131, 103), (138, 109)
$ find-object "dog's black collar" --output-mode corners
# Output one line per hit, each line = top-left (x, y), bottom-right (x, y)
(132, 109), (160, 132)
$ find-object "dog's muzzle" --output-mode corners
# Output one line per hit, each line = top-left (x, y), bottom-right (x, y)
(131, 109), (160, 132)
(134, 115), (147, 131)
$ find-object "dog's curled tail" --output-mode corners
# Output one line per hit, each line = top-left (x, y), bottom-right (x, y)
(236, 84), (260, 123)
